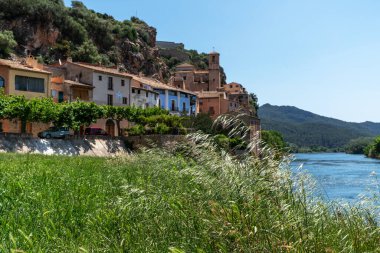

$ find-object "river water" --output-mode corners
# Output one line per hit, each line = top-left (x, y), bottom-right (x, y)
(291, 153), (380, 202)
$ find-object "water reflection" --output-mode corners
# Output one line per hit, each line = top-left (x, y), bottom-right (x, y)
(291, 153), (380, 202)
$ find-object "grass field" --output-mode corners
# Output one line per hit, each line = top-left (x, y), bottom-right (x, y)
(0, 137), (378, 252)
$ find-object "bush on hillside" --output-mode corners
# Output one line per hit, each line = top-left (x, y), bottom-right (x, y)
(0, 30), (17, 57)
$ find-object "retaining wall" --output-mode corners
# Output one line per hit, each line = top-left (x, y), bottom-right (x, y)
(0, 135), (127, 156)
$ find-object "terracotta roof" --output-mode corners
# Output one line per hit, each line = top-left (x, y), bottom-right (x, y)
(197, 91), (226, 99)
(66, 62), (133, 79)
(131, 75), (197, 96)
(176, 63), (195, 68)
(64, 79), (94, 89)
(194, 70), (209, 74)
(0, 59), (51, 74)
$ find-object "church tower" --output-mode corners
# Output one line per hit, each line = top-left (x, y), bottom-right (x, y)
(208, 51), (221, 91)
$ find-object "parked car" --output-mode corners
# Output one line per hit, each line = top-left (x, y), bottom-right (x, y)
(84, 127), (109, 136)
(38, 127), (71, 139)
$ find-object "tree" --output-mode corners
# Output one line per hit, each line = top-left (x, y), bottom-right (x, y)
(261, 130), (287, 151)
(72, 40), (102, 64)
(103, 106), (129, 136)
(55, 101), (104, 132)
(0, 30), (17, 57)
(249, 93), (259, 117)
(3, 96), (31, 133)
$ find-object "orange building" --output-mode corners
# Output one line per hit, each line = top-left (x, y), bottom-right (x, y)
(197, 91), (229, 119)
(50, 76), (93, 103)
(0, 57), (51, 136)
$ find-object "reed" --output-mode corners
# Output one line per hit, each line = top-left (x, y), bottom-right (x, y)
(0, 132), (377, 251)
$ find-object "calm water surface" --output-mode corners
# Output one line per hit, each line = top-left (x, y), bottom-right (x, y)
(291, 153), (380, 202)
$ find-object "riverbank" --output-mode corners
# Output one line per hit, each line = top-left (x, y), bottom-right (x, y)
(0, 145), (378, 251)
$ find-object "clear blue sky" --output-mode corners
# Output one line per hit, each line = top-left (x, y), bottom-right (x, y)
(64, 0), (380, 122)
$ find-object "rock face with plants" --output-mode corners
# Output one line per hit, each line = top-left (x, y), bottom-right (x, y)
(0, 0), (226, 82)
(0, 0), (168, 78)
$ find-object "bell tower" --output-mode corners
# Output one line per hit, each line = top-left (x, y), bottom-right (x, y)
(208, 51), (221, 91)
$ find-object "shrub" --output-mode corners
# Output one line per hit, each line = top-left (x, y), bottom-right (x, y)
(127, 124), (145, 136)
(154, 123), (170, 134)
(0, 30), (17, 57)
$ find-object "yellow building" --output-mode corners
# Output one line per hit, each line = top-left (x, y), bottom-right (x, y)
(0, 57), (51, 135)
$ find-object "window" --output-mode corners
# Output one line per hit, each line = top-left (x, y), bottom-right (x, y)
(122, 97), (128, 105)
(15, 75), (44, 93)
(107, 94), (113, 106)
(183, 102), (186, 112)
(169, 91), (177, 96)
(183, 75), (187, 81)
(138, 90), (141, 94)
(108, 77), (113, 90)
(171, 100), (176, 111)
(229, 85), (232, 88)
(146, 92), (148, 98)
(58, 91), (64, 103)
(154, 94), (157, 100)
(98, 75), (102, 81)
(0, 76), (4, 88)
(132, 88), (135, 93)
(209, 106), (215, 115)
(212, 55), (216, 63)
(51, 90), (57, 97)
(121, 79), (125, 86)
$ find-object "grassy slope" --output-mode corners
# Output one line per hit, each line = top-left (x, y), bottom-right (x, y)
(0, 150), (378, 252)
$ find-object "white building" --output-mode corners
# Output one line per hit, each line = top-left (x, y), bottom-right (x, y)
(63, 61), (132, 136)
(131, 76), (159, 108)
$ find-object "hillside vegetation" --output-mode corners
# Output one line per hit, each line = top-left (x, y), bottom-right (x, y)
(0, 0), (226, 82)
(259, 103), (380, 150)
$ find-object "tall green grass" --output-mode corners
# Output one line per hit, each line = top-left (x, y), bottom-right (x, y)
(0, 134), (378, 252)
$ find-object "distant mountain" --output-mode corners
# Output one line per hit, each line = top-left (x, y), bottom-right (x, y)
(258, 104), (380, 149)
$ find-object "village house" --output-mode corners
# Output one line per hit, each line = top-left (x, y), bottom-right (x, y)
(59, 60), (133, 136)
(130, 76), (160, 108)
(0, 57), (51, 136)
(131, 74), (197, 116)
(197, 91), (229, 119)
(50, 76), (94, 103)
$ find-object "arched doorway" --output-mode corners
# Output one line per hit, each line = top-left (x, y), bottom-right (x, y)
(105, 119), (115, 137)
(0, 76), (4, 89)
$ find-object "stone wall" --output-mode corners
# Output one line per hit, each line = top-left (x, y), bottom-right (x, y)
(0, 135), (127, 156)
(125, 135), (186, 149)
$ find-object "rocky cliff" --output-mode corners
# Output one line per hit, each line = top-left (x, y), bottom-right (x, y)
(0, 0), (169, 79)
(0, 0), (224, 82)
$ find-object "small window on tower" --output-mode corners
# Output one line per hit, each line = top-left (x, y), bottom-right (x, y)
(183, 76), (187, 80)
(212, 56), (216, 63)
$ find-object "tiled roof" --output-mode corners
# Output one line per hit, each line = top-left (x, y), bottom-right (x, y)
(66, 62), (133, 79)
(0, 59), (51, 74)
(131, 75), (197, 95)
(64, 79), (94, 89)
(176, 63), (195, 68)
(197, 91), (226, 99)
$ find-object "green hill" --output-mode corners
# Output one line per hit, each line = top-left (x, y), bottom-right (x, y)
(258, 104), (380, 149)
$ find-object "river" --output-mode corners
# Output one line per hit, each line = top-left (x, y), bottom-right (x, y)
(291, 153), (380, 202)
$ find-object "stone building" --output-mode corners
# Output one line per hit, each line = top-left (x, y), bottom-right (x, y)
(0, 57), (51, 136)
(197, 91), (229, 119)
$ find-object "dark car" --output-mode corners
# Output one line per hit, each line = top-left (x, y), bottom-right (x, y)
(84, 127), (109, 136)
(38, 127), (71, 139)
